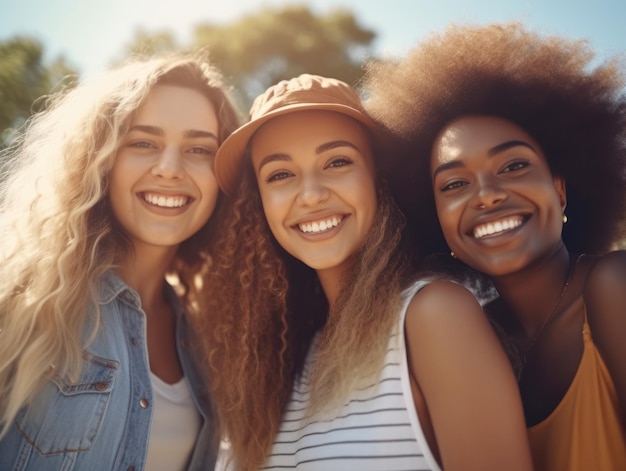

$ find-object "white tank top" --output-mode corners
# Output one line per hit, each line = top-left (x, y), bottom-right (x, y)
(256, 280), (440, 470)
(145, 374), (201, 471)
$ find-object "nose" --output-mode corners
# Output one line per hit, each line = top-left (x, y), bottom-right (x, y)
(295, 173), (330, 207)
(151, 146), (184, 180)
(472, 175), (507, 209)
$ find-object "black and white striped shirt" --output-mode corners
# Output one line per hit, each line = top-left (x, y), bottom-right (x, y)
(261, 280), (439, 471)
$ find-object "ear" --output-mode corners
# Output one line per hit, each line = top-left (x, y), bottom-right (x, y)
(553, 176), (567, 211)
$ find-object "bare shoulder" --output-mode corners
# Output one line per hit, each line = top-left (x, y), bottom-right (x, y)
(585, 250), (626, 291)
(403, 280), (523, 436)
(583, 250), (626, 315)
(582, 251), (626, 368)
(406, 279), (486, 329)
(404, 279), (496, 355)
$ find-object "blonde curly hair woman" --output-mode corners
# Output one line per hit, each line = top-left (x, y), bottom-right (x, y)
(0, 54), (240, 470)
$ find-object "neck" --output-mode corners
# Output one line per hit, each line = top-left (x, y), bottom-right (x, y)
(114, 244), (177, 312)
(316, 266), (346, 309)
(492, 243), (571, 339)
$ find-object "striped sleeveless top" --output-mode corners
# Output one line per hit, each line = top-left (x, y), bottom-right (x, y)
(260, 280), (439, 470)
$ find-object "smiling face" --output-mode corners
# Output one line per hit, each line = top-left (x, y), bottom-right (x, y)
(251, 110), (378, 284)
(109, 85), (220, 255)
(430, 115), (567, 277)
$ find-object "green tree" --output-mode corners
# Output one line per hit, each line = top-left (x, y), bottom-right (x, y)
(123, 5), (377, 108)
(124, 27), (181, 58)
(0, 36), (77, 147)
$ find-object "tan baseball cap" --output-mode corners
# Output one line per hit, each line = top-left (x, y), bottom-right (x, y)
(214, 74), (382, 196)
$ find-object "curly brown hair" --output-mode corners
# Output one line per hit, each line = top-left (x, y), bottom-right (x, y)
(194, 152), (411, 470)
(192, 164), (300, 469)
(363, 22), (626, 258)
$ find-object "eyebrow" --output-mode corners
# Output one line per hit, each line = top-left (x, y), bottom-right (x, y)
(257, 152), (291, 171)
(432, 139), (536, 179)
(488, 140), (536, 157)
(256, 140), (361, 172)
(128, 125), (218, 141)
(432, 160), (463, 179)
(316, 140), (360, 154)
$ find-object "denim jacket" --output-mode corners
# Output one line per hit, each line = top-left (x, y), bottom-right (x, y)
(0, 271), (216, 471)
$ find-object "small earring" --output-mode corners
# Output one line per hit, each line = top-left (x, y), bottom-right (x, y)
(562, 214), (568, 224)
(450, 251), (456, 258)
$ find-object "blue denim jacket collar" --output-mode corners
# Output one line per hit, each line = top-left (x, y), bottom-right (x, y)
(97, 271), (186, 320)
(97, 270), (143, 308)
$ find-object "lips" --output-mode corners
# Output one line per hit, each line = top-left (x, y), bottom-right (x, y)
(142, 192), (190, 208)
(297, 215), (344, 234)
(471, 215), (526, 239)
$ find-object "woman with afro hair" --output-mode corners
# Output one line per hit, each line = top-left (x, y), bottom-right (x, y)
(364, 22), (626, 471)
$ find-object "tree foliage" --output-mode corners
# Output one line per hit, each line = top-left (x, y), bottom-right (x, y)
(0, 36), (77, 147)
(0, 5), (375, 161)
(124, 27), (181, 58)
(124, 5), (377, 108)
(194, 6), (375, 100)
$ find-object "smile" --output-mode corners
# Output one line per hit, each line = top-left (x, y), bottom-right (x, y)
(143, 192), (189, 208)
(472, 215), (525, 239)
(297, 215), (344, 234)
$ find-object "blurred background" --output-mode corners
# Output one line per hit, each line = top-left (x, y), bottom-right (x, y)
(2, 0), (626, 148)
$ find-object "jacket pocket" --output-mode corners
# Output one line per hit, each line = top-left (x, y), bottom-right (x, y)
(15, 351), (119, 455)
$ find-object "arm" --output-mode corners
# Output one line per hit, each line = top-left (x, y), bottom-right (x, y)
(405, 280), (532, 471)
(584, 250), (626, 431)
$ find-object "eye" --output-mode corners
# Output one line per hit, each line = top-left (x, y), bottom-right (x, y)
(325, 157), (353, 169)
(188, 146), (214, 155)
(266, 170), (293, 183)
(187, 146), (217, 162)
(500, 159), (530, 173)
(128, 140), (155, 149)
(440, 179), (468, 192)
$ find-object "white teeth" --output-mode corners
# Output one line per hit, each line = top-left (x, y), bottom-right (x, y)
(144, 193), (188, 208)
(298, 216), (342, 234)
(473, 216), (523, 238)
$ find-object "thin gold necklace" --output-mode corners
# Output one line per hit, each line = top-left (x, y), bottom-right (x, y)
(524, 254), (583, 356)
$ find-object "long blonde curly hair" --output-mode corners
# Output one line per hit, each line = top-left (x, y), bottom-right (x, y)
(195, 155), (412, 470)
(0, 53), (240, 436)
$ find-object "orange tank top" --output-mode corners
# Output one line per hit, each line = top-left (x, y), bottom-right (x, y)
(527, 314), (626, 470)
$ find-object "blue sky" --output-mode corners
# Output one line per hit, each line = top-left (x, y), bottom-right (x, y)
(1, 0), (625, 79)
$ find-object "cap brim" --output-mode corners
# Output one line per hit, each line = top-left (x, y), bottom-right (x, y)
(214, 102), (381, 197)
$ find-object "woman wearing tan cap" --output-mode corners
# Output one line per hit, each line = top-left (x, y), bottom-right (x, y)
(195, 74), (533, 470)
